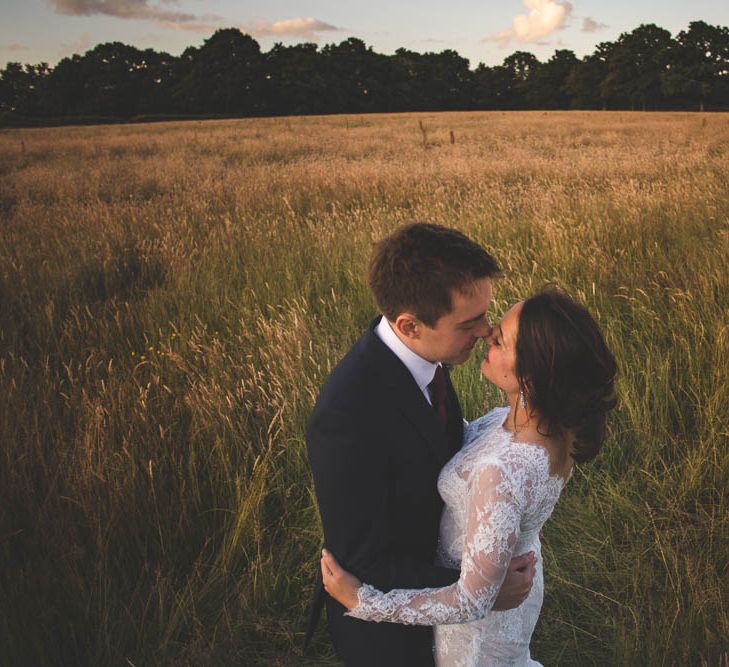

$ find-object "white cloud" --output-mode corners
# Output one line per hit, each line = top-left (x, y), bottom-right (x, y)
(483, 30), (513, 46)
(61, 32), (94, 53)
(159, 19), (220, 32)
(582, 17), (608, 33)
(246, 17), (342, 42)
(48, 0), (221, 28)
(484, 0), (572, 44)
(1, 43), (30, 52)
(48, 1), (343, 39)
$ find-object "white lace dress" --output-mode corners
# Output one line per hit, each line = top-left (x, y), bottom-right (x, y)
(346, 407), (568, 666)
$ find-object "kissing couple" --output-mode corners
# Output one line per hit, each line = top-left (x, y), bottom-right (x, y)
(306, 223), (617, 666)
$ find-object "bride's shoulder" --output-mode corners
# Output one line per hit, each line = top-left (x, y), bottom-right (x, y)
(465, 406), (509, 440)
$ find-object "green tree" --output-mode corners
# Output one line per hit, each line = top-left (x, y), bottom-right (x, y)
(565, 42), (615, 109)
(320, 37), (390, 113)
(501, 51), (541, 108)
(37, 54), (85, 116)
(472, 63), (516, 109)
(661, 21), (729, 110)
(174, 29), (264, 115)
(601, 24), (674, 110)
(0, 62), (50, 115)
(263, 43), (326, 115)
(78, 43), (150, 116)
(526, 49), (578, 109)
(134, 48), (178, 114)
(39, 42), (176, 118)
(503, 51), (541, 82)
(422, 49), (473, 110)
(4, 19), (729, 123)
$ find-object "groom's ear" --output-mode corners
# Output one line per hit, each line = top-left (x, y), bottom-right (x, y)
(394, 313), (421, 340)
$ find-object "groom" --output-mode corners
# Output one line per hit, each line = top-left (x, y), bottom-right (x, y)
(306, 223), (536, 666)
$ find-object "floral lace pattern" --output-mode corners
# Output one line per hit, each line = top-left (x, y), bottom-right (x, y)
(346, 407), (567, 666)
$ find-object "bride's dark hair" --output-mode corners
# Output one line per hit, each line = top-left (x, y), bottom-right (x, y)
(515, 288), (617, 463)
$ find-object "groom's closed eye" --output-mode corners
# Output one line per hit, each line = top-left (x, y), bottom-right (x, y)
(458, 313), (490, 330)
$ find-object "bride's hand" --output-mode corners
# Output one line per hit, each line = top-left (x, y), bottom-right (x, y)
(321, 549), (362, 610)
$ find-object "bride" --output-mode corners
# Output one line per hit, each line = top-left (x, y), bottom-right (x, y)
(320, 288), (617, 666)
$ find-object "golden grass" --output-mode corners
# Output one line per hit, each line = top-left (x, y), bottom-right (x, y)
(0, 111), (727, 665)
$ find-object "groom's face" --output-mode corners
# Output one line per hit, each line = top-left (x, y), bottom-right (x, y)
(416, 277), (493, 366)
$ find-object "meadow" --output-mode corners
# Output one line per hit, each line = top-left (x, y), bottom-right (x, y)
(0, 111), (727, 666)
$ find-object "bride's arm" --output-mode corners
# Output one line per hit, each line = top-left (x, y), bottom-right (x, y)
(321, 462), (528, 625)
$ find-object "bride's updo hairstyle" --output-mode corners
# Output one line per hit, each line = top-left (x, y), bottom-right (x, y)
(515, 288), (617, 463)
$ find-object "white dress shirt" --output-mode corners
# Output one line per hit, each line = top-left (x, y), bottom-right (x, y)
(375, 316), (440, 406)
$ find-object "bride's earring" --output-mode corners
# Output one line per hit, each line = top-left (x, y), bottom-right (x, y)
(519, 389), (526, 409)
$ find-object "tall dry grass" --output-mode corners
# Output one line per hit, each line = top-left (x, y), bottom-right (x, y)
(0, 111), (727, 665)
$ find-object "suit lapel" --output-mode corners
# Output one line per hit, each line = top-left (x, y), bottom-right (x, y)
(361, 318), (454, 466)
(391, 374), (453, 466)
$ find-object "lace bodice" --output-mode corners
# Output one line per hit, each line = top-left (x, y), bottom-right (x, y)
(346, 407), (567, 664)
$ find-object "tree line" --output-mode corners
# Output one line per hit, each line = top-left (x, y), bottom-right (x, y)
(1, 21), (728, 124)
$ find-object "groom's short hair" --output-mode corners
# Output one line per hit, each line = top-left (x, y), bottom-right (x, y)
(369, 222), (501, 327)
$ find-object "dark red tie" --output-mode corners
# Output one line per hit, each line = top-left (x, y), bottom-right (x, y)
(428, 365), (449, 426)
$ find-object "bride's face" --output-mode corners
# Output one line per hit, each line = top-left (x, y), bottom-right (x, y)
(480, 301), (523, 396)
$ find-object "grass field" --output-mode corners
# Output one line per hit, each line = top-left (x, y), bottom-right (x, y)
(0, 111), (727, 665)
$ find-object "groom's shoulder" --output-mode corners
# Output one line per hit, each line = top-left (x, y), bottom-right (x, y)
(312, 318), (401, 418)
(318, 327), (378, 402)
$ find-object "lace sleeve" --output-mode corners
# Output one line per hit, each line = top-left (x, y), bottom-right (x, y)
(345, 462), (522, 625)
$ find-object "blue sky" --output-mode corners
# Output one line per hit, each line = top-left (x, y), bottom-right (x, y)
(1, 0), (727, 70)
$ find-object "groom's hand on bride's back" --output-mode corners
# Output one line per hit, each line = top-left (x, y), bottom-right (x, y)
(490, 552), (537, 611)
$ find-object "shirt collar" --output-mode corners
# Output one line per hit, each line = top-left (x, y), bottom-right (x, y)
(375, 316), (439, 392)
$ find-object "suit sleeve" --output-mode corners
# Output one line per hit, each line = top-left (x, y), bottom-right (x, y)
(307, 403), (459, 592)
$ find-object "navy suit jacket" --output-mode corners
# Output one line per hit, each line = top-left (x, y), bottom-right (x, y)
(306, 317), (463, 666)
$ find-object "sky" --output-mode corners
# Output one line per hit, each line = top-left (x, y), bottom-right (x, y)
(1, 0), (727, 70)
